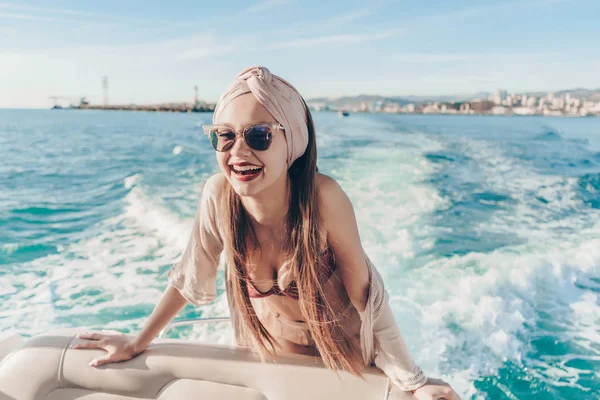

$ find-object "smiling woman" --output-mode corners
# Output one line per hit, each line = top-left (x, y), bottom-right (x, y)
(68, 66), (460, 400)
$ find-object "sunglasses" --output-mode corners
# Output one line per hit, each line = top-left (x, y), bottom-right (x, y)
(202, 122), (285, 152)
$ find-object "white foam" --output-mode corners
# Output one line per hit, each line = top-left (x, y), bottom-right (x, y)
(318, 124), (600, 394)
(461, 139), (595, 242)
(172, 145), (182, 155)
(569, 291), (600, 355)
(0, 276), (16, 296)
(323, 131), (449, 267)
(0, 183), (224, 338)
(0, 243), (19, 255)
(121, 187), (194, 249)
(123, 173), (142, 189)
(394, 138), (600, 391)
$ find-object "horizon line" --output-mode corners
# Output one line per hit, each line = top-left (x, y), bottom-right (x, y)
(4, 86), (600, 110)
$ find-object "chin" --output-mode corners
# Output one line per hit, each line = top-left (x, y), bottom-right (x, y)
(226, 172), (267, 198)
(231, 183), (262, 197)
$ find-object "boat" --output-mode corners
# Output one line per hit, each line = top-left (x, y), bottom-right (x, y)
(0, 317), (413, 399)
(338, 110), (350, 117)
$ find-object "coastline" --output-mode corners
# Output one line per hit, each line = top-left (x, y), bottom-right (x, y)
(47, 89), (600, 118)
(59, 102), (215, 113)
(54, 105), (599, 118)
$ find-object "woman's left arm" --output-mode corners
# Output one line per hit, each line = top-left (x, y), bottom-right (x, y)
(318, 174), (461, 400)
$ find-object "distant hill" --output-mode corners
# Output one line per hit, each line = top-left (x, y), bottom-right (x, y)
(553, 88), (600, 100)
(306, 88), (600, 108)
(305, 92), (487, 108)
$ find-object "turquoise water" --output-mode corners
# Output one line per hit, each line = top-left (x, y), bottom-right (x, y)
(1, 109), (599, 399)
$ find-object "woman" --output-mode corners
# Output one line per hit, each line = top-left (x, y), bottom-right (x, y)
(74, 66), (460, 400)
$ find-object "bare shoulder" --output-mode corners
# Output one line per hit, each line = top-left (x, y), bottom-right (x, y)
(315, 174), (369, 309)
(316, 172), (354, 225)
(316, 172), (346, 201)
(203, 172), (227, 196)
(205, 171), (227, 188)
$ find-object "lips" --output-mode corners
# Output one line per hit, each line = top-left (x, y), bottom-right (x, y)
(229, 163), (263, 182)
(229, 164), (263, 174)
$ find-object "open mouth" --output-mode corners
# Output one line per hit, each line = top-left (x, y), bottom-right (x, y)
(229, 165), (263, 176)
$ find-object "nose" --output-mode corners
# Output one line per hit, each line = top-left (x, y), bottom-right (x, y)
(229, 134), (252, 157)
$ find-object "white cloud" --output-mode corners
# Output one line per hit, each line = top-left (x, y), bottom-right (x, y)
(318, 8), (374, 28)
(298, 54), (600, 98)
(0, 2), (145, 27)
(0, 2), (98, 16)
(398, 0), (576, 31)
(390, 52), (557, 64)
(269, 29), (402, 49)
(0, 33), (257, 108)
(0, 11), (93, 23)
(393, 54), (477, 63)
(245, 0), (294, 13)
(279, 7), (376, 37)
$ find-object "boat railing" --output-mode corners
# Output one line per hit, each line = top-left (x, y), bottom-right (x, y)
(158, 317), (231, 339)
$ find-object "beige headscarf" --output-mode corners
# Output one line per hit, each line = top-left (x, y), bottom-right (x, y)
(212, 66), (309, 168)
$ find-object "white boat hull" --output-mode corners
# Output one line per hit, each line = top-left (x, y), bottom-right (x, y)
(0, 329), (413, 399)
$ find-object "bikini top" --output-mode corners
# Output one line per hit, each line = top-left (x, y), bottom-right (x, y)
(246, 250), (334, 300)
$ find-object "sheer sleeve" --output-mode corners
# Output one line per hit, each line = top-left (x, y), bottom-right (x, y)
(359, 254), (427, 392)
(167, 174), (224, 306)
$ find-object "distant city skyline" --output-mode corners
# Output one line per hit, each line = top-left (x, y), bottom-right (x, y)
(306, 88), (600, 117)
(2, 0), (599, 108)
(306, 87), (600, 102)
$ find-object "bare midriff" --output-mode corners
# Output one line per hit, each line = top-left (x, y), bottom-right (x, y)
(274, 337), (320, 357)
(249, 267), (362, 354)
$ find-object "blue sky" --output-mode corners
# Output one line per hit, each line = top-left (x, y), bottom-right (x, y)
(1, 0), (599, 108)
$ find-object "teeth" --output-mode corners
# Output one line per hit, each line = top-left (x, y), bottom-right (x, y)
(232, 165), (262, 172)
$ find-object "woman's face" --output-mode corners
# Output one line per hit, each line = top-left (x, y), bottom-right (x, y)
(214, 93), (288, 197)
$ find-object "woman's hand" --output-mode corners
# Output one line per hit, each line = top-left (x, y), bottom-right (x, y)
(72, 329), (145, 367)
(411, 377), (461, 400)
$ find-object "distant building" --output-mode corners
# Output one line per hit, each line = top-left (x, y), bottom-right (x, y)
(470, 99), (494, 113)
(491, 106), (509, 115)
(505, 95), (516, 107)
(403, 103), (415, 113)
(383, 104), (401, 113)
(492, 89), (507, 105)
(422, 102), (441, 114)
(513, 107), (535, 115)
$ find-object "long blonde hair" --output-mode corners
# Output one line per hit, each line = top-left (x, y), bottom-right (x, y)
(221, 101), (364, 376)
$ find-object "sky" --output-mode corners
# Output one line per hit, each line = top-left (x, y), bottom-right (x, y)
(1, 0), (599, 108)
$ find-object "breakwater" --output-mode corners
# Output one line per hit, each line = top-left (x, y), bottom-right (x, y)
(70, 102), (216, 113)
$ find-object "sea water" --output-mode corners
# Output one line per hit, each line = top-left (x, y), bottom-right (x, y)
(1, 109), (599, 399)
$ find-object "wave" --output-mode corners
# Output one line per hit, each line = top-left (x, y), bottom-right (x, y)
(0, 242), (58, 265)
(123, 173), (142, 189)
(0, 182), (214, 339)
(121, 187), (194, 249)
(11, 205), (83, 216)
(577, 173), (600, 209)
(412, 232), (600, 395)
(405, 137), (600, 396)
(534, 128), (563, 141)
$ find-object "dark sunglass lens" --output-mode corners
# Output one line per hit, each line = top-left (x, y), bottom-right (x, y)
(209, 131), (220, 150)
(246, 126), (272, 151)
(211, 129), (235, 151)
